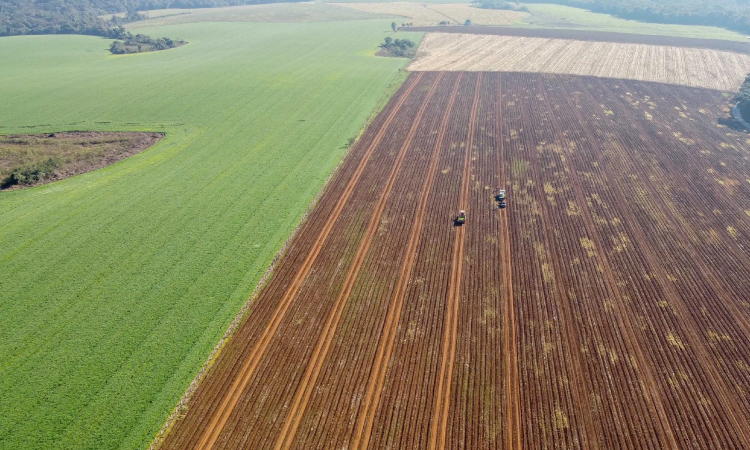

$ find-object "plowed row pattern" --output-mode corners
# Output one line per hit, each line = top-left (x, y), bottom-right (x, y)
(161, 72), (750, 450)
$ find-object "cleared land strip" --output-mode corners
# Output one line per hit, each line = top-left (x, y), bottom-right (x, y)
(496, 78), (521, 450)
(429, 72), (480, 450)
(161, 73), (750, 450)
(409, 33), (750, 91)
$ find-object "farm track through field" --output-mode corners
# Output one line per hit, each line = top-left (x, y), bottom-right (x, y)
(497, 79), (521, 450)
(350, 73), (463, 450)
(162, 72), (750, 450)
(429, 72), (481, 450)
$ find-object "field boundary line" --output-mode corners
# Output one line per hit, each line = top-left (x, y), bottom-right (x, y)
(192, 72), (425, 450)
(148, 76), (420, 450)
(349, 72), (463, 450)
(428, 72), (481, 450)
(552, 76), (681, 449)
(592, 78), (750, 447)
(496, 76), (522, 450)
(272, 73), (445, 450)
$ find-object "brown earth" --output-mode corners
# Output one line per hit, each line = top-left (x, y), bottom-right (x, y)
(402, 26), (750, 54)
(159, 72), (750, 450)
(0, 131), (163, 190)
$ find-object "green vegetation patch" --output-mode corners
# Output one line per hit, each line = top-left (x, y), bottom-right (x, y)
(734, 74), (750, 123)
(518, 3), (747, 41)
(0, 132), (163, 189)
(0, 19), (409, 450)
(378, 36), (417, 57)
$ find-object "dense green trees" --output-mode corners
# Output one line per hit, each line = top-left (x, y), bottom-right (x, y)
(379, 37), (416, 57)
(0, 0), (306, 38)
(735, 74), (750, 122)
(473, 1), (528, 12)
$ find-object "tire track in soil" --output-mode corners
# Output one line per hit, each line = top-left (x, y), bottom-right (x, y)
(495, 76), (521, 450)
(588, 78), (750, 448)
(542, 75), (680, 450)
(349, 72), (463, 450)
(272, 73), (445, 450)
(428, 72), (481, 450)
(192, 72), (425, 450)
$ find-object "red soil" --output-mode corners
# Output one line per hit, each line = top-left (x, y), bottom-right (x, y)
(160, 72), (750, 450)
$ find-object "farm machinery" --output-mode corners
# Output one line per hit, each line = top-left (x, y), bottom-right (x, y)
(455, 210), (466, 226)
(496, 187), (507, 209)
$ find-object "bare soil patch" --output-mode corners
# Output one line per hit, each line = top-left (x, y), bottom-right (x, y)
(0, 131), (163, 190)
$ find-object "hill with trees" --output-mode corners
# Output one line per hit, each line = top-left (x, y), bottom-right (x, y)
(0, 0), (306, 37)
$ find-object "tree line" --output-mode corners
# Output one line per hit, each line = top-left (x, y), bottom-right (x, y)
(473, 1), (528, 13)
(108, 27), (186, 53)
(479, 0), (750, 35)
(735, 74), (750, 123)
(0, 0), (306, 47)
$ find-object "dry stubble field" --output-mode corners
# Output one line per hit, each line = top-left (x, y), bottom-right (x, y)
(409, 33), (750, 91)
(156, 71), (750, 450)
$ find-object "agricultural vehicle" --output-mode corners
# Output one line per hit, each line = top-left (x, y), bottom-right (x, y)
(496, 187), (507, 209)
(455, 210), (466, 226)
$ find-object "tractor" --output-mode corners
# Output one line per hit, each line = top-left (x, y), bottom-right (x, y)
(496, 187), (507, 209)
(455, 210), (466, 226)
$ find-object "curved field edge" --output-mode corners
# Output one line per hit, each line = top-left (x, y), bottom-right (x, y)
(0, 131), (164, 190)
(0, 20), (413, 450)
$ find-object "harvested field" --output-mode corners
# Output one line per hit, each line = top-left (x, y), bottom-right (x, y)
(409, 33), (750, 91)
(403, 26), (750, 53)
(331, 2), (527, 27)
(160, 72), (750, 450)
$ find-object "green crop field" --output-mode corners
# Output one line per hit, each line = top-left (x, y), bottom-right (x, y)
(127, 3), (393, 29)
(519, 3), (747, 41)
(0, 20), (420, 450)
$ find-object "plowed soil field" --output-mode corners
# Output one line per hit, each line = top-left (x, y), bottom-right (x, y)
(160, 72), (750, 450)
